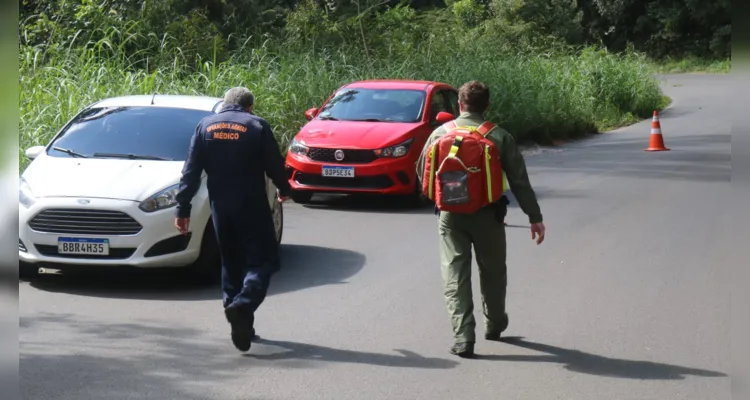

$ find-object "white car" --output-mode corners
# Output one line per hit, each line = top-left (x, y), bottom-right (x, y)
(19, 94), (284, 278)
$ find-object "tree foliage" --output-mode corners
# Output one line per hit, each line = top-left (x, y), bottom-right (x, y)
(20, 0), (729, 67)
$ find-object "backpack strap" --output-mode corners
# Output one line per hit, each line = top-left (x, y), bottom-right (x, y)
(476, 121), (496, 137)
(447, 135), (464, 158)
(435, 120), (464, 160)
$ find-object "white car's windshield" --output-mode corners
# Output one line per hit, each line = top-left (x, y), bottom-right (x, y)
(47, 106), (213, 161)
(316, 88), (426, 123)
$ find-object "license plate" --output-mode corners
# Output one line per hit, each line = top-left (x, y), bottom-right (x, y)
(58, 237), (110, 256)
(322, 166), (355, 178)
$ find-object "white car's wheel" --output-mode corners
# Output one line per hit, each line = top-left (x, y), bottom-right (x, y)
(19, 261), (38, 280)
(190, 200), (281, 280)
(187, 221), (221, 281)
(273, 198), (283, 244)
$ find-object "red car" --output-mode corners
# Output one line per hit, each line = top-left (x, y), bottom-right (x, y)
(285, 79), (459, 203)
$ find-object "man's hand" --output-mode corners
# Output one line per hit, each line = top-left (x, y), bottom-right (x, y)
(277, 190), (290, 203)
(531, 222), (545, 245)
(175, 217), (190, 235)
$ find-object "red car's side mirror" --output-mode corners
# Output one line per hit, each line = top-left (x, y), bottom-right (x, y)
(304, 108), (319, 120)
(435, 111), (455, 125)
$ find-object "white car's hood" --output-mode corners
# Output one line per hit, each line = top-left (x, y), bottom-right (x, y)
(22, 155), (189, 202)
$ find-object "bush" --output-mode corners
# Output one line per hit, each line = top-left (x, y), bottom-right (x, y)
(19, 29), (665, 172)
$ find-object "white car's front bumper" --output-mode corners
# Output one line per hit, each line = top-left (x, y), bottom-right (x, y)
(18, 197), (208, 269)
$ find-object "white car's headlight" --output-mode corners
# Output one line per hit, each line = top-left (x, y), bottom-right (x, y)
(19, 178), (36, 209)
(139, 184), (180, 212)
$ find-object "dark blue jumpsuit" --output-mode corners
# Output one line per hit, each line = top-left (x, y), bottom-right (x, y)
(175, 104), (292, 325)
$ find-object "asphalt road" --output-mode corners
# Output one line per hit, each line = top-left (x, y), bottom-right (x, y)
(19, 74), (733, 400)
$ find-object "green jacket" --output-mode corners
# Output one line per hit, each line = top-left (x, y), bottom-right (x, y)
(416, 111), (543, 224)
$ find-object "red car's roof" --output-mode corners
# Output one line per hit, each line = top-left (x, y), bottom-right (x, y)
(342, 79), (451, 90)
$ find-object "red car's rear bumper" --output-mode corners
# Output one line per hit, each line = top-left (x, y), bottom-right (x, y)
(285, 152), (418, 195)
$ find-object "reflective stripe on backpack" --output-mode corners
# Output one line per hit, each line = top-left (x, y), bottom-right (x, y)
(427, 145), (436, 199)
(485, 144), (493, 203)
(474, 122), (509, 197)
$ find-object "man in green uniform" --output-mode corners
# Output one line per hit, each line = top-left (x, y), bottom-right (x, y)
(416, 80), (546, 358)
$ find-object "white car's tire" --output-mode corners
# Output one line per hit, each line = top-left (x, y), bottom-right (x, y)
(274, 200), (284, 245)
(187, 220), (221, 281)
(19, 261), (38, 280)
(190, 199), (283, 281)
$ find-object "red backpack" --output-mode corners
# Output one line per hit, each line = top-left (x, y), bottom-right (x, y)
(421, 120), (505, 214)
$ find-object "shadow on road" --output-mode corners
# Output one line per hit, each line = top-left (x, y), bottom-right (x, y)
(248, 338), (459, 369)
(21, 314), (227, 399)
(300, 193), (435, 215)
(24, 244), (366, 301)
(474, 336), (727, 380)
(20, 313), (457, 399)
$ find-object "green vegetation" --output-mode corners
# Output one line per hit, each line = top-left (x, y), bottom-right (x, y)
(19, 0), (730, 171)
(651, 58), (731, 74)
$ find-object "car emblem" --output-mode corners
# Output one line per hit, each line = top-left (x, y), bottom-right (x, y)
(77, 199), (90, 205)
(334, 150), (345, 161)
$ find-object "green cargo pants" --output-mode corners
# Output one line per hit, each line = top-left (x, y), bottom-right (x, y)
(438, 204), (509, 344)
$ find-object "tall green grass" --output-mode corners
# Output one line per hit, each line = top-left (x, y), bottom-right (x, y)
(19, 39), (665, 172)
(651, 57), (731, 74)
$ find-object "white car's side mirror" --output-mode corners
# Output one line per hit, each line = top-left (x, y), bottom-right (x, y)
(25, 146), (45, 160)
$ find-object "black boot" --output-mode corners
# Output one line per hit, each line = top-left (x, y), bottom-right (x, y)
(225, 306), (254, 352)
(449, 342), (475, 358)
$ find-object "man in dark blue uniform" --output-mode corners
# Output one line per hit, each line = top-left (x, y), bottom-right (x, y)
(174, 87), (292, 353)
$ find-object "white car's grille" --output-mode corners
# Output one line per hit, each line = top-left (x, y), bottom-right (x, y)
(28, 209), (143, 235)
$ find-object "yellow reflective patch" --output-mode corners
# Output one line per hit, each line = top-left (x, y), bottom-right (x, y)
(448, 136), (463, 158)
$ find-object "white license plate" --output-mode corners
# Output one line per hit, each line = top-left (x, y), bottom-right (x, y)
(58, 237), (110, 256)
(322, 166), (355, 178)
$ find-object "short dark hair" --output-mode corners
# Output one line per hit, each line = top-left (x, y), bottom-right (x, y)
(458, 81), (490, 113)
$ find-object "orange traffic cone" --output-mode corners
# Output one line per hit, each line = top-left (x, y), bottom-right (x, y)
(645, 110), (670, 151)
